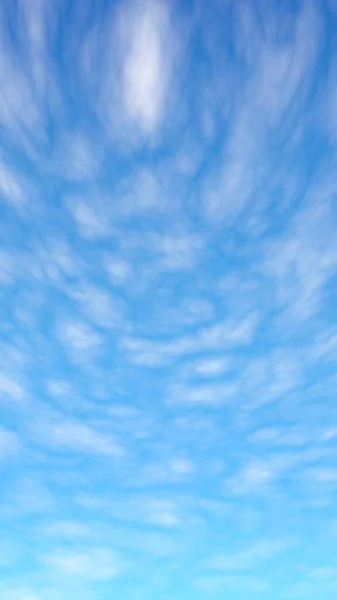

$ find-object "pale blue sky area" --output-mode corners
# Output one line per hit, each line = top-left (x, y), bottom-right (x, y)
(1, 0), (337, 598)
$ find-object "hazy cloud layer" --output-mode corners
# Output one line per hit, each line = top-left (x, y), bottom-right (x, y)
(1, 0), (337, 598)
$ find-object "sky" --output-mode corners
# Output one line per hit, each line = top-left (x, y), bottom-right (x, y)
(1, 0), (337, 598)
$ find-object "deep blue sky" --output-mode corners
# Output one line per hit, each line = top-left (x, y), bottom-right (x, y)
(1, 0), (337, 598)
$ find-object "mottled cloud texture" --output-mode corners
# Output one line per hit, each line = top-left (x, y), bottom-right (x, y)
(1, 1), (337, 599)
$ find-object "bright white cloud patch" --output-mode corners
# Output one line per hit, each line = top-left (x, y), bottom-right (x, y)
(117, 0), (175, 135)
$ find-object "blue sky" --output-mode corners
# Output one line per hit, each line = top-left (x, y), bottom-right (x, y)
(1, 0), (337, 598)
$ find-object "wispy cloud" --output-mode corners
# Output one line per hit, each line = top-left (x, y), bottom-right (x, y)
(207, 538), (294, 572)
(1, 1), (337, 598)
(30, 416), (124, 458)
(0, 427), (20, 460)
(45, 546), (126, 581)
(114, 0), (178, 138)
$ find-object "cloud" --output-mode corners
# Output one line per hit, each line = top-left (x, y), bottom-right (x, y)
(46, 547), (125, 581)
(169, 457), (195, 476)
(0, 251), (16, 285)
(85, 494), (184, 530)
(66, 195), (111, 240)
(225, 459), (280, 495)
(69, 283), (125, 329)
(195, 573), (270, 595)
(233, 0), (323, 122)
(122, 312), (259, 367)
(0, 427), (20, 459)
(0, 374), (26, 404)
(57, 133), (100, 182)
(251, 1), (323, 123)
(146, 499), (181, 528)
(0, 0), (54, 152)
(250, 426), (309, 448)
(32, 417), (124, 458)
(156, 231), (204, 271)
(104, 255), (131, 286)
(203, 1), (323, 224)
(203, 106), (266, 224)
(310, 565), (337, 580)
(207, 538), (294, 573)
(168, 381), (237, 407)
(0, 160), (27, 209)
(135, 455), (195, 487)
(42, 520), (89, 540)
(57, 319), (104, 361)
(240, 349), (303, 409)
(116, 0), (176, 137)
(0, 591), (43, 600)
(186, 357), (230, 377)
(4, 476), (54, 516)
(262, 192), (337, 321)
(0, 2), (336, 598)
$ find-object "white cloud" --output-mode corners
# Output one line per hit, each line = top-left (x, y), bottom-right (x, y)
(105, 255), (131, 286)
(0, 592), (42, 600)
(36, 418), (124, 457)
(320, 428), (337, 442)
(241, 349), (302, 409)
(0, 374), (26, 404)
(46, 547), (125, 580)
(185, 357), (230, 377)
(116, 0), (175, 136)
(195, 574), (270, 595)
(0, 0), (52, 151)
(168, 381), (237, 407)
(21, 0), (49, 90)
(66, 195), (111, 240)
(169, 457), (195, 476)
(226, 459), (280, 495)
(307, 468), (337, 484)
(57, 320), (104, 359)
(42, 520), (89, 539)
(310, 565), (337, 579)
(252, 1), (322, 123)
(250, 427), (310, 448)
(203, 1), (323, 225)
(181, 357), (230, 378)
(0, 160), (26, 209)
(159, 235), (203, 271)
(94, 494), (183, 530)
(0, 2), (335, 596)
(122, 312), (259, 367)
(114, 167), (166, 217)
(203, 106), (265, 223)
(197, 312), (259, 348)
(5, 476), (54, 516)
(57, 133), (99, 182)
(262, 181), (337, 322)
(0, 251), (16, 285)
(0, 427), (20, 459)
(144, 499), (181, 528)
(137, 456), (195, 486)
(208, 538), (294, 572)
(69, 283), (125, 329)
